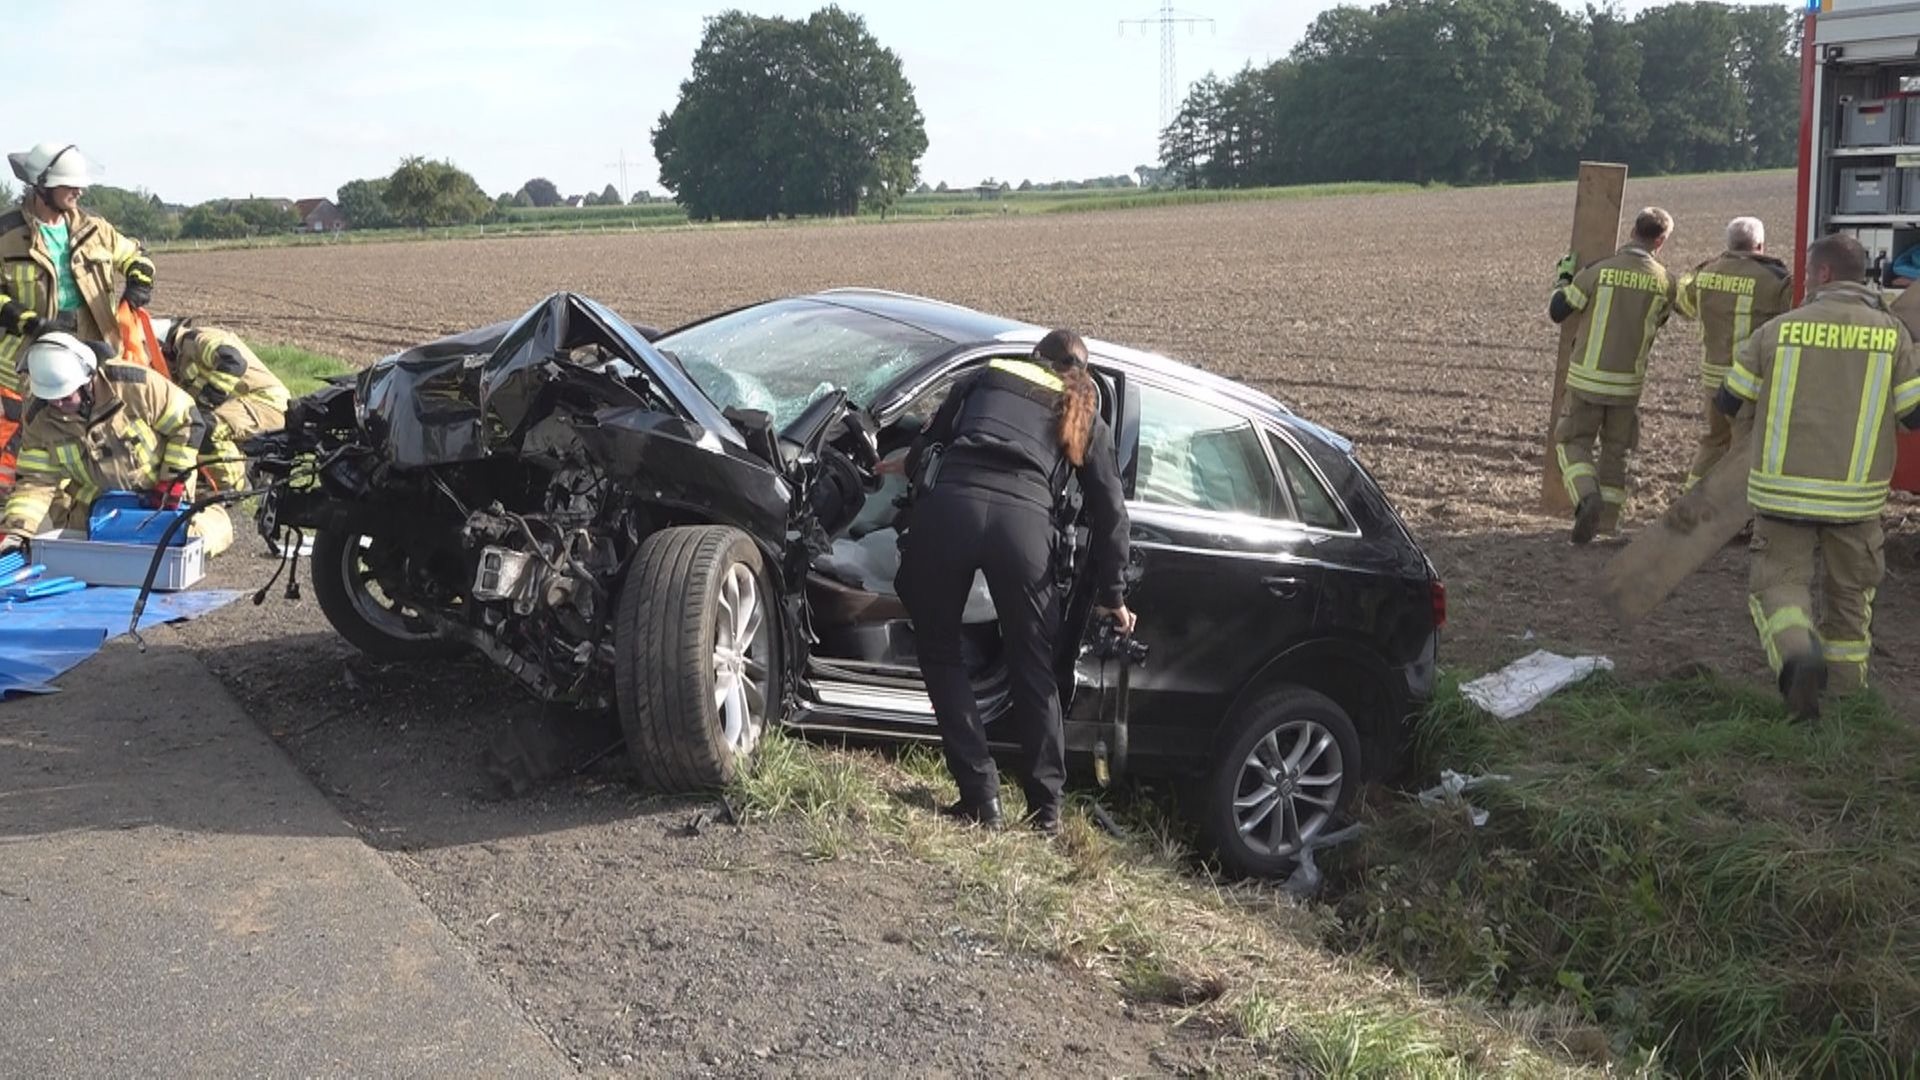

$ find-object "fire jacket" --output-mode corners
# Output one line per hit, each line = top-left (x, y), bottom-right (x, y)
(1, 361), (203, 536)
(0, 207), (150, 396)
(1551, 244), (1677, 402)
(1724, 281), (1920, 522)
(1674, 251), (1793, 391)
(171, 325), (291, 415)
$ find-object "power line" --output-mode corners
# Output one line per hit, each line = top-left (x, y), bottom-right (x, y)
(604, 148), (633, 204)
(1120, 2), (1214, 135)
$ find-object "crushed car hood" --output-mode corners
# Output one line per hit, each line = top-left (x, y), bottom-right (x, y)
(358, 292), (743, 468)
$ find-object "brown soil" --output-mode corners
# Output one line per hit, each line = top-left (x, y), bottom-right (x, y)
(151, 172), (1920, 1071)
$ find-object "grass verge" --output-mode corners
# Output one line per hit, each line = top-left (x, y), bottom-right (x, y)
(1327, 672), (1920, 1075)
(251, 342), (352, 396)
(728, 732), (1603, 1077)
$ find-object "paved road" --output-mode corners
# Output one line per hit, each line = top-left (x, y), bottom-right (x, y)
(0, 636), (570, 1077)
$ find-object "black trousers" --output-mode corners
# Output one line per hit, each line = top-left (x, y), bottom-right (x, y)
(895, 486), (1065, 811)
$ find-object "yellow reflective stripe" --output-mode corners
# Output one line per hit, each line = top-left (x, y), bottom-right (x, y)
(1749, 471), (1889, 499)
(1555, 445), (1593, 503)
(989, 358), (1064, 392)
(1730, 294), (1754, 367)
(1582, 287), (1613, 372)
(1638, 299), (1663, 377)
(1848, 352), (1891, 483)
(1764, 346), (1799, 475)
(1600, 485), (1627, 505)
(1565, 366), (1645, 386)
(161, 441), (199, 473)
(1724, 361), (1762, 400)
(2, 486), (53, 530)
(1699, 363), (1731, 390)
(1746, 490), (1887, 521)
(55, 443), (86, 477)
(14, 446), (56, 476)
(205, 367), (243, 393)
(152, 394), (191, 437)
(1823, 639), (1871, 663)
(1561, 283), (1589, 310)
(1748, 596), (1814, 673)
(1896, 376), (1920, 415)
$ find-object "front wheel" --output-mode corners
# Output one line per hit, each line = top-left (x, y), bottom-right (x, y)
(309, 529), (465, 662)
(614, 526), (779, 792)
(1196, 686), (1361, 879)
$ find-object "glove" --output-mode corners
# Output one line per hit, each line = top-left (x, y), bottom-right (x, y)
(0, 532), (26, 559)
(1554, 252), (1578, 287)
(144, 478), (187, 511)
(3, 306), (40, 338)
(123, 257), (155, 310)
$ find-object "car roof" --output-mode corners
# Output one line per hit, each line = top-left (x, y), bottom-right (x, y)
(808, 288), (1352, 452)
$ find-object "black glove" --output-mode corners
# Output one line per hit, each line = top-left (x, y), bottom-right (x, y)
(2, 304), (40, 337)
(123, 257), (155, 310)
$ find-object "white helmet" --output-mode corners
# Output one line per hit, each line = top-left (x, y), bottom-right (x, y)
(6, 142), (96, 189)
(25, 332), (98, 400)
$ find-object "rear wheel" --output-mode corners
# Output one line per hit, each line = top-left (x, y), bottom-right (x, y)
(1196, 686), (1360, 879)
(310, 529), (465, 662)
(614, 526), (778, 792)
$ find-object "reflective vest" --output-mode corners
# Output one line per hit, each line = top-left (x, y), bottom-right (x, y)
(172, 326), (291, 415)
(940, 358), (1070, 506)
(1557, 244), (1677, 401)
(1674, 250), (1793, 390)
(1725, 282), (1920, 522)
(1, 362), (204, 535)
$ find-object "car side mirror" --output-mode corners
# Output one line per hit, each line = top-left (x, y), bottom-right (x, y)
(723, 406), (782, 470)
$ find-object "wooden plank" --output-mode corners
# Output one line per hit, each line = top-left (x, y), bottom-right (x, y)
(1543, 162), (1629, 513)
(1600, 420), (1751, 625)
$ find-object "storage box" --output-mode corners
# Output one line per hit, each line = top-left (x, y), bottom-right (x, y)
(1902, 167), (1920, 212)
(1838, 166), (1898, 213)
(31, 529), (206, 591)
(1842, 97), (1902, 146)
(1903, 97), (1920, 145)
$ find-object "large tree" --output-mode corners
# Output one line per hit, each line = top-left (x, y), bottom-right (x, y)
(336, 178), (395, 229)
(521, 177), (563, 208)
(382, 156), (492, 227)
(653, 6), (927, 220)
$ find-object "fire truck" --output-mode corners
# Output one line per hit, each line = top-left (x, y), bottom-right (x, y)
(1795, 0), (1920, 488)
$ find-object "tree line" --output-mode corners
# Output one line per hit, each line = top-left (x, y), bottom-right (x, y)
(1160, 0), (1802, 189)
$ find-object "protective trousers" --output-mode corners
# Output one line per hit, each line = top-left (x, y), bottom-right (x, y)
(201, 398), (285, 492)
(895, 486), (1065, 813)
(1554, 394), (1639, 530)
(1748, 515), (1884, 693)
(1684, 386), (1733, 492)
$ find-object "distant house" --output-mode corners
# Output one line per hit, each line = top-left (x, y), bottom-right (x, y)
(564, 195), (587, 208)
(293, 198), (347, 232)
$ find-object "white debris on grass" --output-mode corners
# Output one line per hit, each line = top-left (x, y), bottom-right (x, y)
(1416, 768), (1516, 827)
(1460, 648), (1613, 720)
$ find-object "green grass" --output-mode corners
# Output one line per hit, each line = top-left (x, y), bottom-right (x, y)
(147, 181), (1422, 252)
(1328, 672), (1920, 1076)
(730, 731), (1601, 1077)
(251, 342), (351, 396)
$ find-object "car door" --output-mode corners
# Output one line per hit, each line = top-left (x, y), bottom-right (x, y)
(1111, 379), (1328, 761)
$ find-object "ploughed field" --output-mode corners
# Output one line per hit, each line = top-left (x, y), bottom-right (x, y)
(160, 169), (1920, 704)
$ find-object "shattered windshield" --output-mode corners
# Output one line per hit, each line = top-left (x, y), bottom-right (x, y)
(657, 299), (952, 425)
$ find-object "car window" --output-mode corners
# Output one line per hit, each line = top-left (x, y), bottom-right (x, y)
(1267, 432), (1350, 530)
(1133, 383), (1283, 518)
(655, 299), (952, 427)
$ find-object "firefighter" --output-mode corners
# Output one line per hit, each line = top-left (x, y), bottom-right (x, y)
(1672, 217), (1794, 491)
(893, 329), (1133, 832)
(1, 143), (157, 491)
(0, 333), (203, 558)
(1718, 234), (1920, 717)
(1549, 207), (1679, 543)
(152, 318), (291, 491)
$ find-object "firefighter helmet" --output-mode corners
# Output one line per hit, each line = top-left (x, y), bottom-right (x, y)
(6, 142), (95, 189)
(25, 332), (98, 400)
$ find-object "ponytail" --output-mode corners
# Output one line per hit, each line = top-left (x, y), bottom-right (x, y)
(1035, 328), (1096, 467)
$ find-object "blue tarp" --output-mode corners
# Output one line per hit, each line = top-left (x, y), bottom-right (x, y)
(0, 588), (243, 698)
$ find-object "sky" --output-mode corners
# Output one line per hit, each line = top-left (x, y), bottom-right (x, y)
(46, 0), (1792, 206)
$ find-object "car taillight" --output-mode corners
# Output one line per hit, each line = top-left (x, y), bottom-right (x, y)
(1429, 578), (1447, 629)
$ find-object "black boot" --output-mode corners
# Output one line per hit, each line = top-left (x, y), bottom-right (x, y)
(1024, 802), (1063, 836)
(1779, 655), (1828, 722)
(1571, 493), (1602, 546)
(940, 796), (1003, 828)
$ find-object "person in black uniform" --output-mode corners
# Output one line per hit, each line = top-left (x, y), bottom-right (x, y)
(894, 329), (1134, 833)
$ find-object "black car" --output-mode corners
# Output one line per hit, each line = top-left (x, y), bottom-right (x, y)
(252, 289), (1442, 878)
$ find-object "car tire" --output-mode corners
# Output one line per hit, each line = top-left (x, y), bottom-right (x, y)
(310, 529), (465, 662)
(614, 525), (778, 792)
(1196, 685), (1361, 879)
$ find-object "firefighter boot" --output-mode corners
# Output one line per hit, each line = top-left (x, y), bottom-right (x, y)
(1779, 654), (1827, 722)
(1571, 493), (1602, 545)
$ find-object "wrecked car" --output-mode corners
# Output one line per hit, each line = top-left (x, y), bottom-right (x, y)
(250, 290), (1443, 877)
